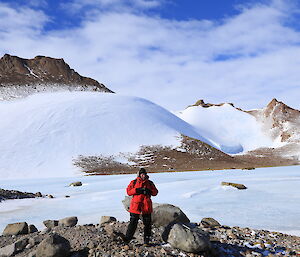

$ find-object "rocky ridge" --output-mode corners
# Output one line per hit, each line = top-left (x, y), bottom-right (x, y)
(0, 54), (113, 100)
(247, 98), (300, 144)
(185, 99), (300, 167)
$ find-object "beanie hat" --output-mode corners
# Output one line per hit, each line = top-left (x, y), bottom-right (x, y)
(137, 168), (147, 177)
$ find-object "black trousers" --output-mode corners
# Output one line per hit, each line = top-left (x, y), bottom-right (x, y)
(125, 213), (152, 243)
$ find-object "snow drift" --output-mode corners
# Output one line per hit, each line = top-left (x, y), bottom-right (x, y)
(0, 92), (210, 179)
(177, 104), (276, 154)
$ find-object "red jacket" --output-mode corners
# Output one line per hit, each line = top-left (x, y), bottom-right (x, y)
(127, 176), (158, 214)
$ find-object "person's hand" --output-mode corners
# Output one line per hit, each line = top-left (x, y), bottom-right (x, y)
(144, 188), (151, 195)
(135, 188), (144, 194)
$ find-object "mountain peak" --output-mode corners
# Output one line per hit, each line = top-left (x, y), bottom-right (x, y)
(0, 54), (113, 100)
(0, 53), (113, 89)
(190, 99), (235, 108)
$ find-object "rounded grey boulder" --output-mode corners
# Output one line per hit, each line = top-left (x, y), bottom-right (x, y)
(58, 216), (78, 227)
(152, 204), (190, 227)
(167, 223), (211, 253)
(36, 233), (70, 257)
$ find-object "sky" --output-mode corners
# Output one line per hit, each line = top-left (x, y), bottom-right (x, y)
(0, 0), (300, 111)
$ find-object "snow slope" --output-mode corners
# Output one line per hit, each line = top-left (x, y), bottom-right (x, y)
(0, 166), (299, 236)
(177, 104), (276, 154)
(0, 92), (210, 179)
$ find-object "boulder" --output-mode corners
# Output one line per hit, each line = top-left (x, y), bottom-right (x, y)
(2, 222), (29, 236)
(122, 197), (190, 227)
(43, 220), (59, 229)
(29, 224), (38, 233)
(35, 192), (42, 197)
(122, 196), (131, 212)
(221, 182), (247, 190)
(36, 233), (70, 257)
(201, 218), (221, 228)
(0, 243), (15, 257)
(167, 223), (211, 253)
(152, 204), (190, 227)
(69, 182), (82, 187)
(100, 216), (117, 225)
(58, 216), (78, 227)
(0, 238), (28, 256)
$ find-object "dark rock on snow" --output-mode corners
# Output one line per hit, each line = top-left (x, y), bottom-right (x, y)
(69, 182), (82, 187)
(221, 181), (247, 190)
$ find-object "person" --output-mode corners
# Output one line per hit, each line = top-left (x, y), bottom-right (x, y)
(124, 168), (158, 245)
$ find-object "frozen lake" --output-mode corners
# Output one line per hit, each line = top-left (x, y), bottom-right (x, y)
(1, 165), (300, 236)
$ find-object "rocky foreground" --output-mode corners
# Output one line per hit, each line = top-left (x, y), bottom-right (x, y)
(0, 203), (299, 257)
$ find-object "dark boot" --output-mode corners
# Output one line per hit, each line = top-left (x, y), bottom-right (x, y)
(142, 214), (152, 245)
(125, 213), (140, 243)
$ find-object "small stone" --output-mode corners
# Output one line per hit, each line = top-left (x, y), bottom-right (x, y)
(29, 224), (38, 233)
(88, 241), (95, 249)
(100, 216), (117, 225)
(69, 181), (82, 187)
(47, 194), (54, 198)
(161, 248), (167, 254)
(43, 220), (58, 228)
(201, 217), (221, 228)
(40, 228), (51, 234)
(35, 192), (42, 197)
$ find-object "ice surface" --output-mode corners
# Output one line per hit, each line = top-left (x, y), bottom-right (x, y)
(177, 104), (276, 154)
(0, 166), (299, 236)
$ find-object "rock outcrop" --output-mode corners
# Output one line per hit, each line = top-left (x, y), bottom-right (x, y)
(0, 189), (41, 202)
(248, 98), (300, 144)
(0, 54), (113, 100)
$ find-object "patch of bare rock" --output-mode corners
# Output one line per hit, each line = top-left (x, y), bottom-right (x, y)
(0, 204), (299, 257)
(0, 189), (44, 202)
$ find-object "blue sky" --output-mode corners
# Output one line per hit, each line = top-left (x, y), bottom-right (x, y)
(0, 0), (300, 110)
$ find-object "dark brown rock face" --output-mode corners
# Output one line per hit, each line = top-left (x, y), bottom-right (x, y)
(0, 54), (113, 99)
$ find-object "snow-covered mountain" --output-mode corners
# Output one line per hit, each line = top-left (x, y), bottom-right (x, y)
(0, 92), (235, 179)
(0, 54), (112, 100)
(177, 99), (300, 161)
(177, 101), (276, 154)
(0, 54), (299, 179)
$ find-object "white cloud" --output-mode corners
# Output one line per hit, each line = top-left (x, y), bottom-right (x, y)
(1, 0), (300, 111)
(63, 0), (164, 14)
